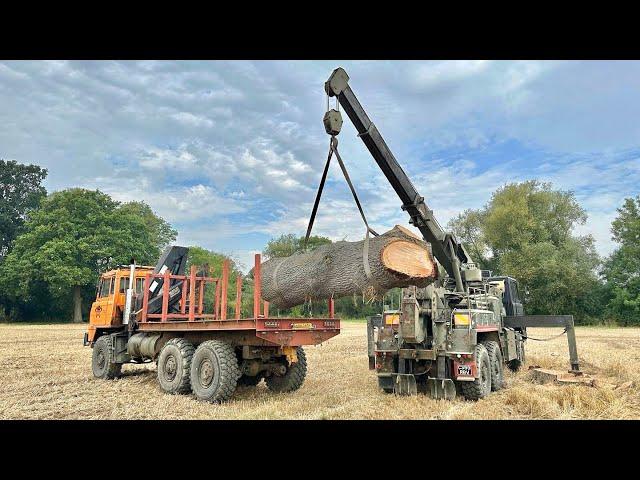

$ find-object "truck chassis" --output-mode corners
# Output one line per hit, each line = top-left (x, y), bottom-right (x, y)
(86, 251), (340, 403)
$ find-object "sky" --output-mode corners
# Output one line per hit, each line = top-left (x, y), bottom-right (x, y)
(1, 60), (638, 272)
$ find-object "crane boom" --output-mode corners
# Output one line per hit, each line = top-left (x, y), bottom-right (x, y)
(324, 67), (470, 290)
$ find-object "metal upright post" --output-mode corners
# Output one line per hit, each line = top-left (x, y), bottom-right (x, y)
(254, 254), (262, 318)
(221, 260), (229, 320)
(161, 270), (170, 322)
(235, 274), (242, 319)
(188, 265), (196, 322)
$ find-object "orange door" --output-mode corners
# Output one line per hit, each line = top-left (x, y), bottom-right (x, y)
(90, 276), (117, 327)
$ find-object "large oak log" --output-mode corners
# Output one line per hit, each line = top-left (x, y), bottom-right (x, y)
(259, 225), (437, 309)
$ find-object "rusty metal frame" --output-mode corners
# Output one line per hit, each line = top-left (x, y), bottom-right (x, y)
(137, 253), (340, 347)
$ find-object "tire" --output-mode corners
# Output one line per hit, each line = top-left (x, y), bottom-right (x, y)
(238, 374), (263, 387)
(92, 334), (122, 379)
(265, 347), (307, 393)
(190, 340), (241, 403)
(483, 341), (504, 391)
(157, 338), (194, 394)
(460, 343), (492, 401)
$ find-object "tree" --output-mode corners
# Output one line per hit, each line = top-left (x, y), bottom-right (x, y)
(447, 208), (493, 270)
(263, 234), (332, 259)
(0, 160), (47, 259)
(118, 201), (177, 253)
(448, 181), (603, 322)
(0, 188), (176, 322)
(602, 196), (640, 325)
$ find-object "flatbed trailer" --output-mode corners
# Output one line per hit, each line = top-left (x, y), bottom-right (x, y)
(86, 249), (340, 403)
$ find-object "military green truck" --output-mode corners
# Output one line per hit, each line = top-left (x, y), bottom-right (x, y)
(322, 67), (581, 400)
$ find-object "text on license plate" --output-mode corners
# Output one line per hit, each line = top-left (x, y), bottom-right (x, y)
(457, 365), (472, 376)
(291, 322), (314, 330)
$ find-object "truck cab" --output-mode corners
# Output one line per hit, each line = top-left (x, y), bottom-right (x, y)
(487, 276), (524, 316)
(87, 265), (154, 342)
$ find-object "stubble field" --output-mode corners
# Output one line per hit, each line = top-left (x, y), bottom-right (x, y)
(1, 322), (638, 420)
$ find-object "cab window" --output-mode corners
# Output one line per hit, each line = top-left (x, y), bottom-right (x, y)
(99, 278), (113, 297)
(135, 277), (145, 293)
(119, 277), (130, 293)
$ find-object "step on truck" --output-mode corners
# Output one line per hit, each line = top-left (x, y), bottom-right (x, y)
(84, 246), (340, 402)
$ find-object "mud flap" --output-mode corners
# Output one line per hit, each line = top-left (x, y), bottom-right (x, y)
(426, 378), (457, 400)
(393, 373), (418, 396)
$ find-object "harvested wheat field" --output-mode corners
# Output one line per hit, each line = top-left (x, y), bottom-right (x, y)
(0, 321), (639, 420)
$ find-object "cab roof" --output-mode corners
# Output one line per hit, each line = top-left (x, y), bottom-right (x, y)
(101, 266), (155, 277)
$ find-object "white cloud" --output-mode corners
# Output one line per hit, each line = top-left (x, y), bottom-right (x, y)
(1, 60), (638, 263)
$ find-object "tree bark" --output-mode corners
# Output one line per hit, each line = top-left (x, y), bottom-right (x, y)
(73, 285), (83, 323)
(259, 225), (437, 309)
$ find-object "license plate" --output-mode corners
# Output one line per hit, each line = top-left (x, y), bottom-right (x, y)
(457, 365), (472, 376)
(291, 322), (314, 330)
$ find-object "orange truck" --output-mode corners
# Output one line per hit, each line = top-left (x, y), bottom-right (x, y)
(85, 246), (340, 402)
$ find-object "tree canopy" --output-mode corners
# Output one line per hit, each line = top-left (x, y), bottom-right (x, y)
(0, 160), (48, 259)
(263, 234), (332, 259)
(602, 196), (640, 325)
(0, 188), (176, 321)
(448, 180), (603, 322)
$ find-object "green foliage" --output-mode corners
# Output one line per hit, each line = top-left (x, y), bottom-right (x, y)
(448, 180), (603, 323)
(117, 201), (177, 254)
(602, 196), (640, 325)
(0, 160), (48, 259)
(0, 188), (176, 321)
(447, 208), (493, 270)
(263, 234), (331, 259)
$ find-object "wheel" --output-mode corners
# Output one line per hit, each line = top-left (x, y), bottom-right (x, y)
(483, 341), (504, 391)
(265, 347), (307, 393)
(190, 340), (241, 403)
(157, 338), (194, 394)
(237, 374), (263, 387)
(92, 334), (122, 379)
(460, 343), (492, 401)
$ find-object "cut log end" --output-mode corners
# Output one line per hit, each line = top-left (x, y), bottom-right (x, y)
(381, 240), (435, 278)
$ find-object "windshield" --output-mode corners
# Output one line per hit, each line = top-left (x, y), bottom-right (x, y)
(99, 277), (113, 298)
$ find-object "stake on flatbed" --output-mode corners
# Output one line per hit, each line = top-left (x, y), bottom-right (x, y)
(162, 268), (170, 322)
(221, 260), (229, 320)
(254, 253), (262, 318)
(235, 274), (242, 319)
(188, 265), (196, 322)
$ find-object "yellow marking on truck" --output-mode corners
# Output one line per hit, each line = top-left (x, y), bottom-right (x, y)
(385, 314), (399, 325)
(291, 322), (313, 330)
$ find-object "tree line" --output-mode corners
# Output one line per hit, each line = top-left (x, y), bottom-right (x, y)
(1, 159), (639, 325)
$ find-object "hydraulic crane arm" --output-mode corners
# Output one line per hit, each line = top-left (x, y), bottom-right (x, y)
(324, 67), (470, 290)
